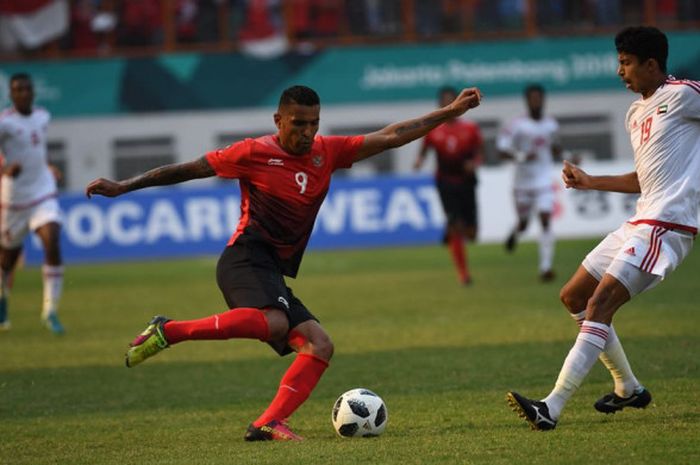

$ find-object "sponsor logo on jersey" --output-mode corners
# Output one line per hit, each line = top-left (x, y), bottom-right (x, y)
(278, 296), (289, 308)
(656, 104), (668, 114)
(624, 247), (636, 256)
(312, 155), (324, 167)
(268, 158), (284, 166)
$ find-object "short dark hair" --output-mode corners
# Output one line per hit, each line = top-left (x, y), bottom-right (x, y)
(10, 72), (32, 85)
(279, 85), (320, 107)
(438, 86), (458, 100)
(524, 83), (544, 97)
(615, 26), (668, 73)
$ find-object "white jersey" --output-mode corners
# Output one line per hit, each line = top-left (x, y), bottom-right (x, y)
(626, 77), (700, 233)
(0, 106), (57, 207)
(496, 115), (560, 190)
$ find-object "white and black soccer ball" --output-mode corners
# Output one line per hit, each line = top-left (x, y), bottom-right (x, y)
(331, 388), (388, 437)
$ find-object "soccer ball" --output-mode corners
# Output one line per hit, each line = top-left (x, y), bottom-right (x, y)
(331, 388), (388, 437)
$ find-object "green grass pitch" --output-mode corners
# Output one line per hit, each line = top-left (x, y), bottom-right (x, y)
(1, 239), (699, 465)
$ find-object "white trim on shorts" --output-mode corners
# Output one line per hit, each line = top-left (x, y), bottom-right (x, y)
(582, 222), (693, 297)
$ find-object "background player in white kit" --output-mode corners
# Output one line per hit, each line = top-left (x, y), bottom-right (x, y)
(0, 73), (64, 334)
(497, 84), (562, 282)
(507, 26), (700, 430)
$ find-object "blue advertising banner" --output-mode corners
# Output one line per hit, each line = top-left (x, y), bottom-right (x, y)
(24, 176), (446, 265)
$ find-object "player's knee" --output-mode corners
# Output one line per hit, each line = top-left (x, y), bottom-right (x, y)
(311, 333), (334, 361)
(289, 327), (334, 361)
(559, 285), (585, 312)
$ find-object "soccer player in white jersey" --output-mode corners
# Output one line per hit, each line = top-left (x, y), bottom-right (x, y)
(0, 73), (64, 334)
(506, 26), (700, 430)
(497, 84), (562, 282)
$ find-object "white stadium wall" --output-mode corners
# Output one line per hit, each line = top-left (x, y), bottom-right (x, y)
(51, 89), (637, 189)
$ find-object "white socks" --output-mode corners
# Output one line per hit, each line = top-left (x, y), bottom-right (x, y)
(539, 228), (555, 272)
(42, 265), (64, 318)
(570, 311), (641, 398)
(542, 320), (609, 419)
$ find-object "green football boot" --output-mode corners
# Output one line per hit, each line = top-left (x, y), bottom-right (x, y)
(125, 316), (170, 367)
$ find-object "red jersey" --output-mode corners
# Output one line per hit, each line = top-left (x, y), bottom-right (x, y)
(422, 119), (482, 183)
(206, 134), (364, 277)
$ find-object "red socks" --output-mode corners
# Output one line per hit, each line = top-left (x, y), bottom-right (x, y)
(163, 310), (329, 427)
(448, 232), (469, 283)
(253, 353), (329, 427)
(163, 308), (269, 344)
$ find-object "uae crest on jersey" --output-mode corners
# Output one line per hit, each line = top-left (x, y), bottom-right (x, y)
(657, 104), (668, 114)
(312, 155), (324, 167)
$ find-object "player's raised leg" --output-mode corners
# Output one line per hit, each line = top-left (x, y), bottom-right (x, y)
(245, 319), (332, 441)
(35, 221), (64, 334)
(125, 306), (276, 367)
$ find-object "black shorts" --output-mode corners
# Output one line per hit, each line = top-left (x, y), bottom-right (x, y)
(216, 238), (318, 356)
(437, 179), (478, 227)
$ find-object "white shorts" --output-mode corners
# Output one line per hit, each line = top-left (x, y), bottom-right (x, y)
(513, 186), (554, 219)
(0, 197), (62, 248)
(582, 222), (694, 297)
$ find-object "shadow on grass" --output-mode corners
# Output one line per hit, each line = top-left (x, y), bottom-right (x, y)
(2, 334), (698, 421)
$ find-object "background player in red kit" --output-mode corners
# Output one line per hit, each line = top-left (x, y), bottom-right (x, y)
(414, 86), (483, 285)
(86, 85), (482, 441)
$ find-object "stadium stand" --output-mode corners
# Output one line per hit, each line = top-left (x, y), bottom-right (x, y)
(1, 0), (699, 61)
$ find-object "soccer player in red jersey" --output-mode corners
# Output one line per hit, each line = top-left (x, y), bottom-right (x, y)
(415, 86), (483, 285)
(86, 85), (482, 441)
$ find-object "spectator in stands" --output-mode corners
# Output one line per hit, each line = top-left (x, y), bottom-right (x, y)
(238, 0), (283, 41)
(70, 0), (99, 51)
(176, 0), (198, 43)
(592, 0), (621, 26)
(414, 0), (441, 37)
(288, 0), (342, 40)
(69, 0), (115, 54)
(116, 0), (163, 47)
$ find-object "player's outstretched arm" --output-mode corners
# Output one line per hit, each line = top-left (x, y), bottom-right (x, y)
(86, 156), (216, 198)
(354, 87), (481, 162)
(562, 160), (640, 193)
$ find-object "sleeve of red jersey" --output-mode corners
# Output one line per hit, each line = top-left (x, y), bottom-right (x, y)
(324, 135), (366, 170)
(205, 139), (252, 179)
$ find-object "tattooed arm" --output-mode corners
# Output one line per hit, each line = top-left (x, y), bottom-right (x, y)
(86, 156), (216, 198)
(353, 87), (482, 162)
